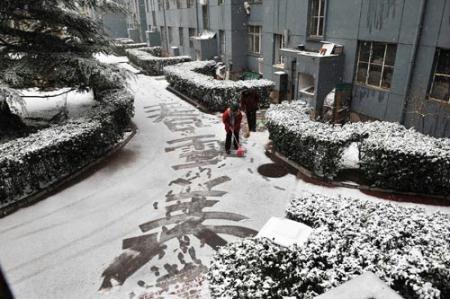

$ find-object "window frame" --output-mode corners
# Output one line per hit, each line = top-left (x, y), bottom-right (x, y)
(355, 41), (397, 90)
(179, 27), (184, 47)
(308, 0), (326, 38)
(219, 30), (226, 57)
(273, 33), (286, 66)
(189, 27), (196, 48)
(168, 26), (174, 44)
(248, 25), (262, 55)
(429, 48), (450, 104)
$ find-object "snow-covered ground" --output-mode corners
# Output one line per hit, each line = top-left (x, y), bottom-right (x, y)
(0, 60), (448, 299)
(8, 88), (95, 126)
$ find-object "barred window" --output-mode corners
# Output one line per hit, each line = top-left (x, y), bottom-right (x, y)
(309, 0), (325, 37)
(248, 25), (261, 54)
(179, 27), (184, 46)
(168, 26), (173, 44)
(219, 30), (225, 56)
(189, 28), (196, 48)
(274, 34), (286, 66)
(429, 48), (450, 103)
(356, 41), (397, 90)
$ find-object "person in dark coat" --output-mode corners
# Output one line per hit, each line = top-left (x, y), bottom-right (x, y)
(240, 90), (260, 132)
(222, 102), (242, 154)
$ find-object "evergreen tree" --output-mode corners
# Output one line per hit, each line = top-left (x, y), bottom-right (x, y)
(0, 0), (124, 134)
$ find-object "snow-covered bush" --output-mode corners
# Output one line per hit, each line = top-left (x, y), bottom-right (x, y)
(266, 101), (450, 195)
(126, 47), (191, 76)
(358, 124), (450, 195)
(266, 101), (358, 178)
(112, 39), (147, 56)
(208, 193), (450, 299)
(164, 60), (275, 111)
(0, 86), (134, 209)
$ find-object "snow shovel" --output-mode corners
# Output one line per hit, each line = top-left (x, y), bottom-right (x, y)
(232, 133), (246, 157)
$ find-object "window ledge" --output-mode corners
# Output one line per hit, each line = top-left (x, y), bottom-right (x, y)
(273, 64), (285, 70)
(307, 35), (325, 42)
(248, 52), (262, 57)
(353, 82), (391, 93)
(427, 96), (450, 106)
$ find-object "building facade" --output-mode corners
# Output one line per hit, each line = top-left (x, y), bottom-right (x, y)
(139, 0), (450, 137)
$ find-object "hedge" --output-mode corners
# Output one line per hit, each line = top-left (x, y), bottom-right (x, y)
(0, 86), (134, 209)
(126, 47), (191, 76)
(266, 101), (450, 195)
(164, 60), (275, 112)
(112, 38), (147, 56)
(208, 193), (450, 299)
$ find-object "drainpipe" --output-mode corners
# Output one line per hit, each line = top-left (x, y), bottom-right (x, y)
(400, 0), (426, 125)
(162, 0), (169, 51)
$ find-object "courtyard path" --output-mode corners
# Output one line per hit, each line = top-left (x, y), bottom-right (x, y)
(0, 67), (448, 299)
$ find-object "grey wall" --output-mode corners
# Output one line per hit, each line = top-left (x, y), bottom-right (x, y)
(261, 0), (450, 137)
(101, 12), (128, 38)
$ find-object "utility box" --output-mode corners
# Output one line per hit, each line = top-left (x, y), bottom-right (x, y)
(192, 32), (218, 61)
(281, 43), (344, 119)
(127, 28), (141, 43)
(146, 30), (161, 47)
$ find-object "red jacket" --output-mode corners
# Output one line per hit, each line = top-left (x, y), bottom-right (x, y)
(222, 108), (242, 132)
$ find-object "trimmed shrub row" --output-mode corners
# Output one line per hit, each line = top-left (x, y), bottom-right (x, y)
(164, 60), (275, 112)
(112, 39), (147, 56)
(0, 87), (134, 209)
(208, 193), (450, 299)
(126, 47), (191, 76)
(266, 101), (450, 195)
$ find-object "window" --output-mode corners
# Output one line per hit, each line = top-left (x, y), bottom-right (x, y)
(158, 0), (163, 10)
(187, 0), (194, 8)
(218, 0), (224, 4)
(189, 27), (196, 48)
(273, 34), (286, 66)
(202, 4), (209, 29)
(429, 49), (450, 103)
(248, 25), (261, 54)
(160, 26), (167, 46)
(179, 27), (184, 46)
(309, 0), (325, 37)
(165, 0), (170, 9)
(219, 30), (225, 56)
(176, 0), (182, 9)
(168, 26), (174, 44)
(356, 41), (397, 90)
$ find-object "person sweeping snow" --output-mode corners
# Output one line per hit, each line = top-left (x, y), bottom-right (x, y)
(222, 103), (243, 155)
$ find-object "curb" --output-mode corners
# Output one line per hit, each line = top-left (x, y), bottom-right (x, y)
(166, 86), (213, 115)
(0, 125), (137, 218)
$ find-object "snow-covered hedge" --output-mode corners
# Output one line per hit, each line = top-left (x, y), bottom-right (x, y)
(164, 60), (275, 111)
(126, 47), (191, 76)
(208, 193), (450, 299)
(266, 101), (358, 178)
(266, 101), (450, 195)
(359, 126), (450, 195)
(112, 39), (147, 56)
(0, 87), (134, 209)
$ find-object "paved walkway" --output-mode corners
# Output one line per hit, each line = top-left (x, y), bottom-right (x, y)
(1, 68), (448, 299)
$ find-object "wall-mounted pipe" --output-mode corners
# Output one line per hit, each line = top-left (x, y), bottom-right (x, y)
(400, 0), (427, 124)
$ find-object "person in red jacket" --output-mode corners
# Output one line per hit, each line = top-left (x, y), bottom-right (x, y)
(240, 89), (260, 132)
(222, 102), (243, 154)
